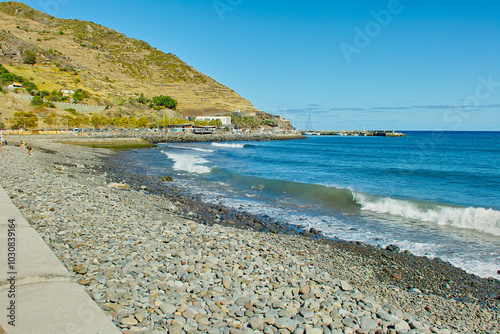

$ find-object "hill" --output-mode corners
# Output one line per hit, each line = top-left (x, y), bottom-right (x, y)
(0, 1), (277, 128)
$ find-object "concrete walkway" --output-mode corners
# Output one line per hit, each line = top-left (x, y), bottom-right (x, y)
(0, 186), (120, 333)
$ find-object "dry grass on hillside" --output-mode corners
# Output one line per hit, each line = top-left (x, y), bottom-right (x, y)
(0, 2), (260, 117)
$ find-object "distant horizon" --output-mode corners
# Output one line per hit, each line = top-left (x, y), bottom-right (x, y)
(4, 0), (499, 131)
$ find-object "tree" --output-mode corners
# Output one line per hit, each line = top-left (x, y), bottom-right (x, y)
(68, 114), (90, 128)
(128, 117), (138, 128)
(152, 95), (178, 110)
(44, 112), (58, 126)
(91, 115), (108, 128)
(12, 111), (38, 129)
(111, 116), (129, 128)
(23, 50), (36, 65)
(210, 119), (223, 127)
(136, 117), (149, 128)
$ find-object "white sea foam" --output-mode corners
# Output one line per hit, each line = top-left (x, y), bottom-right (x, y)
(161, 151), (212, 174)
(211, 143), (245, 148)
(165, 144), (214, 152)
(354, 193), (500, 236)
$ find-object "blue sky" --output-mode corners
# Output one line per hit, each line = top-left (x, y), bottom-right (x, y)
(7, 0), (500, 130)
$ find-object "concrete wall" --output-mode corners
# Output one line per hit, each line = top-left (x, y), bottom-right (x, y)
(48, 101), (107, 114)
(0, 186), (120, 333)
(8, 93), (107, 114)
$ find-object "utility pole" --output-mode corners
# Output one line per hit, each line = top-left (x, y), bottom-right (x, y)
(162, 110), (165, 134)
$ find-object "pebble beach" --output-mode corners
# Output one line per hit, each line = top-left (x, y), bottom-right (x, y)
(0, 136), (499, 334)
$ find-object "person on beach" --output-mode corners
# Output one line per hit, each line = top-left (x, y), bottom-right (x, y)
(27, 146), (33, 156)
(20, 141), (26, 147)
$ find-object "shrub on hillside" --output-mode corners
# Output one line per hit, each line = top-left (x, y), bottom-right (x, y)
(0, 71), (22, 85)
(65, 108), (78, 116)
(23, 50), (37, 65)
(137, 93), (150, 105)
(73, 88), (89, 102)
(48, 90), (63, 102)
(23, 81), (38, 92)
(30, 96), (44, 107)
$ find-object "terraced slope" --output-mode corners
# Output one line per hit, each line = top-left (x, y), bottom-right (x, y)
(0, 1), (261, 118)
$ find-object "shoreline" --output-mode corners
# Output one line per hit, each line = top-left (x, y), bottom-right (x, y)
(0, 136), (499, 333)
(104, 147), (500, 304)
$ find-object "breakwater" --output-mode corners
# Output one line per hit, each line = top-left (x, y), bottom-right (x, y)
(143, 132), (305, 144)
(303, 130), (406, 137)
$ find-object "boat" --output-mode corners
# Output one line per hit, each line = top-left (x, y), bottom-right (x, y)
(304, 110), (321, 135)
(304, 131), (321, 135)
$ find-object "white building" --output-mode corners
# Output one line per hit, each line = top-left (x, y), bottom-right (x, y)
(7, 82), (23, 90)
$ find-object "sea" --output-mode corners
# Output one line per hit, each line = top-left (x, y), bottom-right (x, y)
(119, 131), (500, 279)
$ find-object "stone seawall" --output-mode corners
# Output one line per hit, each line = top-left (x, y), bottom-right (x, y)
(143, 133), (305, 144)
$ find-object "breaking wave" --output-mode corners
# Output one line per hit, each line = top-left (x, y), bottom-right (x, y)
(211, 143), (246, 148)
(354, 193), (500, 236)
(161, 151), (212, 174)
(164, 144), (214, 152)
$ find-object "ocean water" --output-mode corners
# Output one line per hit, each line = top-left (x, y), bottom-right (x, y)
(121, 131), (500, 279)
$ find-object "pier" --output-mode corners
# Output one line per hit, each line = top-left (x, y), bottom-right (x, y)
(302, 130), (406, 137)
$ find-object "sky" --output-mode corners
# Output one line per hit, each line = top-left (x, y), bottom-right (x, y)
(5, 0), (500, 130)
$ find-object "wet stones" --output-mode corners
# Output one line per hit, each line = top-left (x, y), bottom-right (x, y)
(385, 244), (400, 253)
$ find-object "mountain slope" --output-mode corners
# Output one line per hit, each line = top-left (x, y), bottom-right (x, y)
(0, 1), (261, 118)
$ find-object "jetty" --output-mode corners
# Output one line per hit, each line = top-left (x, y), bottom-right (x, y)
(302, 130), (406, 137)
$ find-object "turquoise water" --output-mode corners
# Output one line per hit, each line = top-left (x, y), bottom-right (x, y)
(123, 132), (500, 278)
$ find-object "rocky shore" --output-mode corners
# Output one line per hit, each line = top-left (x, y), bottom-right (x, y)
(0, 136), (498, 334)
